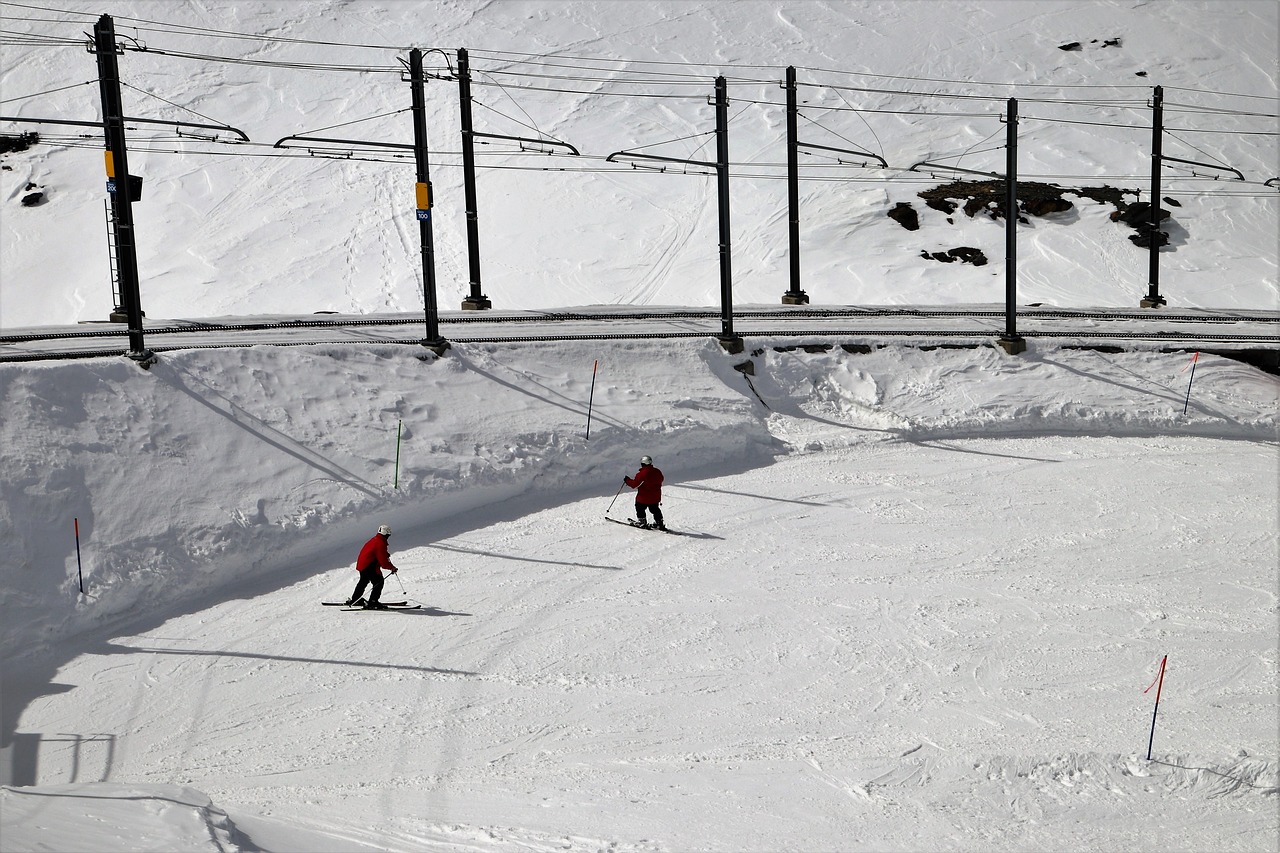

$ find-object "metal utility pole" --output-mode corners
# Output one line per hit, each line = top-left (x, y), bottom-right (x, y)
(998, 97), (1025, 355)
(1138, 85), (1244, 308)
(781, 66), (886, 306)
(456, 48), (491, 311)
(604, 77), (739, 350)
(714, 76), (739, 349)
(782, 66), (807, 305)
(1143, 85), (1168, 308)
(409, 48), (448, 353)
(93, 14), (153, 365)
(451, 48), (577, 310)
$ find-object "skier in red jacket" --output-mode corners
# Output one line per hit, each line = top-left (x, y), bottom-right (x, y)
(346, 524), (399, 609)
(624, 455), (665, 530)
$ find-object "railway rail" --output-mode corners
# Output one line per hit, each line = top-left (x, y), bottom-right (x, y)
(2, 306), (1276, 364)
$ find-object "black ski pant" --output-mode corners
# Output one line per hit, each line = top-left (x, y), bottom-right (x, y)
(636, 501), (663, 526)
(351, 566), (385, 603)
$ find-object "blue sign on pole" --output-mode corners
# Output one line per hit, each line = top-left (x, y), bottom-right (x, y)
(416, 209), (430, 221)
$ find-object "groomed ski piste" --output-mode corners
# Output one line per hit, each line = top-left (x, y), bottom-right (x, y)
(1, 339), (1277, 852)
(1, 0), (1278, 850)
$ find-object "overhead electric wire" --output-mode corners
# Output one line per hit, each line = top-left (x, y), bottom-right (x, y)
(118, 80), (242, 134)
(468, 65), (721, 88)
(1163, 101), (1278, 119)
(797, 112), (884, 162)
(1164, 84), (1280, 102)
(19, 132), (1280, 196)
(1, 1), (418, 51)
(0, 79), (95, 104)
(4, 4), (1274, 199)
(0, 29), (87, 46)
(118, 45), (401, 73)
(6, 2), (1275, 108)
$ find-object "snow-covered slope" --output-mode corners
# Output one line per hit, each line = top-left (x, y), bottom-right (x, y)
(0, 2), (1277, 851)
(1, 0), (1276, 327)
(1, 337), (1277, 851)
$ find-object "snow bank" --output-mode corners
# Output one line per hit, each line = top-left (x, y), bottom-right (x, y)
(3, 341), (1274, 659)
(0, 782), (245, 852)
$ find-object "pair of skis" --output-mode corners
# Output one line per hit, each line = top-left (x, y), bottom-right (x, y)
(321, 601), (422, 611)
(606, 516), (681, 535)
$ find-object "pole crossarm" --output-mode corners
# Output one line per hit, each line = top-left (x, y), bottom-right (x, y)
(1160, 154), (1245, 181)
(273, 134), (413, 151)
(2, 114), (249, 141)
(797, 141), (887, 168)
(472, 130), (578, 155)
(909, 160), (1001, 179)
(606, 151), (717, 169)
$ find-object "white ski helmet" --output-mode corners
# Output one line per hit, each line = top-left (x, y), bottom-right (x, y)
(640, 455), (653, 465)
(378, 524), (392, 536)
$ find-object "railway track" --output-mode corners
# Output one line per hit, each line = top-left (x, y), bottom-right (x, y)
(1, 306), (1276, 364)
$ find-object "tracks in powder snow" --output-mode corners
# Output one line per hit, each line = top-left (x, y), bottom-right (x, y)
(1, 305), (1276, 363)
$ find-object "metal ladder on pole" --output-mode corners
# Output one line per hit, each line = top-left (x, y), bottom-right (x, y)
(103, 199), (126, 322)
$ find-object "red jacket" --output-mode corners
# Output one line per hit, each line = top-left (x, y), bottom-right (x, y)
(356, 533), (397, 573)
(625, 464), (664, 504)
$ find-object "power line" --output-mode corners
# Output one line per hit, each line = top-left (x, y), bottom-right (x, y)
(122, 45), (401, 74)
(1164, 84), (1280, 102)
(0, 79), (95, 104)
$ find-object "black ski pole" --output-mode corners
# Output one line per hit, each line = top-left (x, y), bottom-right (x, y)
(74, 517), (84, 595)
(585, 359), (598, 440)
(1145, 654), (1168, 760)
(606, 480), (626, 515)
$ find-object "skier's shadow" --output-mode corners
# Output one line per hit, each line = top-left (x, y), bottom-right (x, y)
(669, 530), (723, 540)
(415, 606), (472, 617)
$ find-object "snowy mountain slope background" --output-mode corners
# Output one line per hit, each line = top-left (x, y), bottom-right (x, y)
(1, 1), (1278, 851)
(0, 0), (1277, 325)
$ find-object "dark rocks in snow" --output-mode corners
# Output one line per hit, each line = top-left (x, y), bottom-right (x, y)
(948, 246), (987, 265)
(1109, 201), (1175, 248)
(1110, 200), (1170, 226)
(921, 179), (1077, 223)
(1059, 38), (1122, 51)
(1163, 196), (1181, 207)
(887, 202), (920, 230)
(18, 180), (48, 207)
(963, 197), (990, 218)
(1022, 196), (1073, 216)
(915, 179), (1174, 249)
(894, 176), (1172, 271)
(1128, 227), (1170, 248)
(920, 246), (988, 266)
